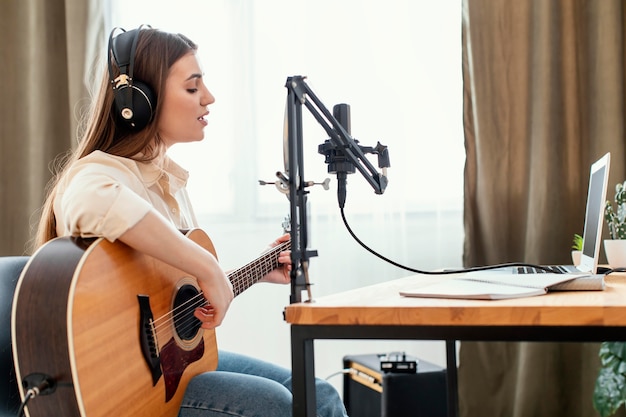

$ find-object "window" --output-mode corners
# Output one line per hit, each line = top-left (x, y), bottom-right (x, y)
(108, 0), (463, 264)
(107, 0), (463, 374)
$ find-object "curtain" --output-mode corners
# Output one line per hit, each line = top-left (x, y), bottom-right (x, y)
(0, 0), (99, 256)
(460, 1), (626, 416)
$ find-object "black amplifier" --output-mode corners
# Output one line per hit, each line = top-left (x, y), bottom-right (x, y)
(342, 353), (447, 417)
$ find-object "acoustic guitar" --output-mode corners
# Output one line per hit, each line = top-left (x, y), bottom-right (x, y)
(11, 229), (289, 417)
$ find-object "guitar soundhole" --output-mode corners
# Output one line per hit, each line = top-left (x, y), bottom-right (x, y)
(173, 284), (203, 341)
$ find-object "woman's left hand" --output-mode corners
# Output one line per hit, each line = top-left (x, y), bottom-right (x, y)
(260, 234), (291, 284)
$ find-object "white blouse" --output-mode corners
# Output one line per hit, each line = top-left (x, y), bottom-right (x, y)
(54, 150), (198, 241)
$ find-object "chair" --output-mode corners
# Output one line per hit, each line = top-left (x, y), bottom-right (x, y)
(0, 256), (29, 417)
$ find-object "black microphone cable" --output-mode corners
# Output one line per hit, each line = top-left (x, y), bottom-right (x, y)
(338, 207), (571, 275)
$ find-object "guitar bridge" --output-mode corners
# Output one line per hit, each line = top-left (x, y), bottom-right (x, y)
(137, 295), (162, 386)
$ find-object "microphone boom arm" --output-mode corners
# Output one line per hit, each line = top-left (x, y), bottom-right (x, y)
(284, 75), (390, 304)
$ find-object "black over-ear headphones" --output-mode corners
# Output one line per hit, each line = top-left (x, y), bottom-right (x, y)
(108, 26), (156, 131)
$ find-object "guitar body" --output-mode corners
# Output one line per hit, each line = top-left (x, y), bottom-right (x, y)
(11, 229), (219, 417)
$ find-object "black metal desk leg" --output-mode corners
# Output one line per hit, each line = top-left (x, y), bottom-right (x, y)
(291, 326), (317, 417)
(446, 340), (459, 417)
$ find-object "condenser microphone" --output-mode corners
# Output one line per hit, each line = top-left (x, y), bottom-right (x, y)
(333, 103), (351, 135)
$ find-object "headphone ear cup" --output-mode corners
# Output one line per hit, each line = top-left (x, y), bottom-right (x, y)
(113, 80), (156, 130)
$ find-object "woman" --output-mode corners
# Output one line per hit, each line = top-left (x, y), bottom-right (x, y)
(34, 26), (347, 417)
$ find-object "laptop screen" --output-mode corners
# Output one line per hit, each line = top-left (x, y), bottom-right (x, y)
(580, 153), (611, 273)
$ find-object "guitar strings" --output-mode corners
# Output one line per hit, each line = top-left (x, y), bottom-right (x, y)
(167, 294), (208, 338)
(152, 242), (290, 338)
(152, 293), (206, 337)
(151, 292), (204, 327)
(151, 240), (291, 340)
(230, 242), (290, 295)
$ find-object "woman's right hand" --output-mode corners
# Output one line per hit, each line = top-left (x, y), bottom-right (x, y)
(194, 270), (234, 329)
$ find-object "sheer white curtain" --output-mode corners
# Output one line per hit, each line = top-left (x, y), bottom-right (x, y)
(108, 0), (463, 390)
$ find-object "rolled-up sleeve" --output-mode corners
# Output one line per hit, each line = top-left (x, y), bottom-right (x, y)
(55, 155), (153, 242)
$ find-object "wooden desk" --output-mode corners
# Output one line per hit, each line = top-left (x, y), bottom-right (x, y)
(284, 274), (626, 417)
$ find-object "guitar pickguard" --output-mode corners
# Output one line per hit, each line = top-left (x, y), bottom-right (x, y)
(161, 337), (205, 402)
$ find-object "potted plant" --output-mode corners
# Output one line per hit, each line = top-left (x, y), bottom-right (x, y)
(604, 181), (626, 267)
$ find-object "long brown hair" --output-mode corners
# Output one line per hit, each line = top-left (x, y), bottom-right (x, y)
(33, 28), (197, 250)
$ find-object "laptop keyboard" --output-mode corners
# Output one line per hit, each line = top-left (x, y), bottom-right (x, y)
(516, 265), (569, 274)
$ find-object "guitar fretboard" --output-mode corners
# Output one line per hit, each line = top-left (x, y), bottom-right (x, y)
(227, 240), (291, 296)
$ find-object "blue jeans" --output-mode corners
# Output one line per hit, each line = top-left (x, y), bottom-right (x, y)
(179, 350), (348, 417)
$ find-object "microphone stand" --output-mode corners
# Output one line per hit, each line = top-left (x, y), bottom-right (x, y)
(284, 76), (317, 304)
(284, 75), (390, 304)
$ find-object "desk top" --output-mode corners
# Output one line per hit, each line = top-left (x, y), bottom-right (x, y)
(284, 274), (626, 327)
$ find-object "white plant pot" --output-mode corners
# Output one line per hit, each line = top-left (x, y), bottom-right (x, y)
(571, 250), (582, 266)
(604, 239), (626, 268)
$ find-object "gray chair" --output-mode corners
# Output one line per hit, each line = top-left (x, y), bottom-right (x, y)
(0, 256), (29, 417)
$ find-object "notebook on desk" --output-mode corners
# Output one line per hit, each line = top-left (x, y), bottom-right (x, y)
(484, 152), (611, 276)
(399, 272), (598, 300)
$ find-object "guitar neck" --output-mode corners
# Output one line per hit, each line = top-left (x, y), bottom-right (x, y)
(227, 240), (291, 297)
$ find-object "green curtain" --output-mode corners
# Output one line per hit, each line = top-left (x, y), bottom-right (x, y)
(461, 1), (626, 416)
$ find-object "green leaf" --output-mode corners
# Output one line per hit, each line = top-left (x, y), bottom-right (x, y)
(594, 366), (626, 417)
(572, 233), (583, 250)
(595, 342), (626, 416)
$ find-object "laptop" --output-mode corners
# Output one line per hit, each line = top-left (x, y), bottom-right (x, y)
(492, 152), (611, 275)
